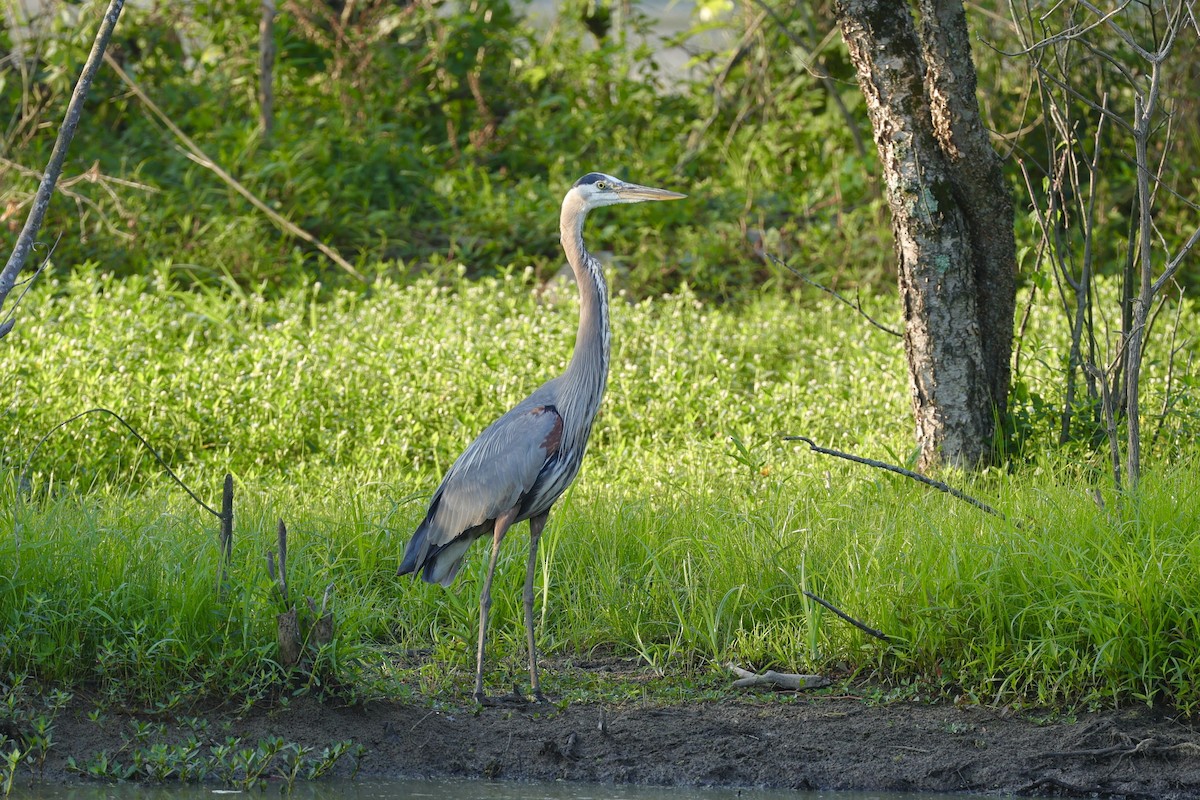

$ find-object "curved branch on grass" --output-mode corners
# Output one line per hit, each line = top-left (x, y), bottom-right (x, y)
(784, 434), (1010, 523)
(19, 408), (221, 519)
(801, 590), (888, 641)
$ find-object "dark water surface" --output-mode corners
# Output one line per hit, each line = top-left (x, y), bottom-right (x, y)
(10, 778), (1000, 800)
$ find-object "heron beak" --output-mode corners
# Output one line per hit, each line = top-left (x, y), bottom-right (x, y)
(614, 182), (687, 203)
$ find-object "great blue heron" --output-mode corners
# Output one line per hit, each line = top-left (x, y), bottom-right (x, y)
(398, 172), (685, 702)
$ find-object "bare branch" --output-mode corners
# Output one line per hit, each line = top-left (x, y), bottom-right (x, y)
(0, 232), (59, 335)
(802, 590), (889, 641)
(728, 664), (832, 691)
(259, 0), (277, 138)
(19, 408), (221, 518)
(766, 253), (901, 337)
(1074, 0), (1153, 60)
(1152, 223), (1200, 295)
(784, 434), (1010, 522)
(994, 1), (1131, 57)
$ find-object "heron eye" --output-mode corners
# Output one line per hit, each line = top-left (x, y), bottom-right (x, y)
(596, 180), (608, 190)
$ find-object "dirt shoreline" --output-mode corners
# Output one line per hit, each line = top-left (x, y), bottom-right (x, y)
(32, 690), (1200, 797)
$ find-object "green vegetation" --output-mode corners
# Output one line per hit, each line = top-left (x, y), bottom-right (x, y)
(0, 678), (361, 792)
(1, 0), (888, 297)
(2, 5), (1200, 787)
(2, 271), (1198, 722)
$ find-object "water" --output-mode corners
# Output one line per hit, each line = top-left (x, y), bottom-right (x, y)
(8, 778), (999, 800)
(520, 0), (734, 83)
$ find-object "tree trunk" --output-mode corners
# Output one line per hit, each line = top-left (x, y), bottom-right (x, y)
(834, 0), (1015, 470)
(259, 0), (277, 139)
(0, 0), (126, 341)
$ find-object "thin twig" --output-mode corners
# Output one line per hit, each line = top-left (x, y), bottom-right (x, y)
(767, 253), (901, 337)
(0, 233), (60, 333)
(992, 2), (1132, 57)
(102, 53), (366, 282)
(784, 435), (1010, 523)
(19, 408), (220, 518)
(802, 590), (889, 641)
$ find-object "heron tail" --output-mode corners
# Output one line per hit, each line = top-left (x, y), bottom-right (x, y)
(396, 521), (427, 578)
(398, 516), (472, 588)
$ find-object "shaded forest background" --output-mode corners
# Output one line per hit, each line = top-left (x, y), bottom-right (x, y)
(4, 0), (1195, 299)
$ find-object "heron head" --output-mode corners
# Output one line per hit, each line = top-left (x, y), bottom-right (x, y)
(570, 172), (686, 209)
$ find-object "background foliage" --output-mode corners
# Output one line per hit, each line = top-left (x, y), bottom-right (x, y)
(2, 0), (893, 295)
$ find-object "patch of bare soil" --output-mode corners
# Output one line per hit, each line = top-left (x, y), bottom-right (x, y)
(37, 682), (1200, 799)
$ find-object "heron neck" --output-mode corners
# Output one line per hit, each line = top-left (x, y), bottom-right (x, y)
(559, 194), (611, 417)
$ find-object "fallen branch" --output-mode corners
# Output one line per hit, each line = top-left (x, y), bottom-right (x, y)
(728, 664), (831, 691)
(20, 408), (219, 517)
(784, 435), (1010, 523)
(767, 253), (901, 338)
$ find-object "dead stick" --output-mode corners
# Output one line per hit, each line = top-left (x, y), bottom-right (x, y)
(767, 253), (901, 338)
(784, 435), (1010, 523)
(102, 52), (366, 282)
(728, 664), (830, 690)
(220, 473), (234, 563)
(258, 0), (277, 138)
(277, 519), (289, 604)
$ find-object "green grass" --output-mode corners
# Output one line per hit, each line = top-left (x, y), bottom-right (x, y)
(2, 269), (1199, 713)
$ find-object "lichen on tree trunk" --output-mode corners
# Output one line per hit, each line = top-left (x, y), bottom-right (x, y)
(834, 0), (1016, 470)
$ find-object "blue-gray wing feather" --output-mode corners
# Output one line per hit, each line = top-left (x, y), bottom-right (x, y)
(399, 401), (563, 584)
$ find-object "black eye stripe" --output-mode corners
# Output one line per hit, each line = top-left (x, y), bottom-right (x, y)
(573, 172), (615, 188)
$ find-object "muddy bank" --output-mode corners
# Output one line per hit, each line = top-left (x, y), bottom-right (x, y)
(33, 690), (1200, 798)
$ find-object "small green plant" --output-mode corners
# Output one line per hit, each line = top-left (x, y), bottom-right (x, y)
(66, 731), (361, 788)
(1, 746), (23, 798)
(0, 678), (73, 792)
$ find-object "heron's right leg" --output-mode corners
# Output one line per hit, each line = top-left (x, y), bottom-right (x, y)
(476, 507), (518, 704)
(524, 512), (548, 702)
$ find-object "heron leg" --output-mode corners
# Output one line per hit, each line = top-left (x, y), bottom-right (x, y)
(476, 507), (518, 704)
(525, 512), (548, 702)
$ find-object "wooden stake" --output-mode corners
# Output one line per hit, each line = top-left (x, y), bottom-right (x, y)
(220, 473), (234, 564)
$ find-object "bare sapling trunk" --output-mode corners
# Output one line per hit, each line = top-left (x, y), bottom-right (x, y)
(834, 0), (1016, 471)
(0, 0), (126, 341)
(259, 0), (277, 139)
(1012, 1), (1200, 491)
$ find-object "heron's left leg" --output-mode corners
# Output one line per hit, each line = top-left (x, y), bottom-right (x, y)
(524, 511), (548, 702)
(476, 506), (518, 704)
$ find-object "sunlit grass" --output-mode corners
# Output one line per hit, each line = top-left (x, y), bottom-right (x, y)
(2, 269), (1199, 712)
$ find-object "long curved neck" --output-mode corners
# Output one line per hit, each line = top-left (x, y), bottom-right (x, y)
(559, 192), (610, 425)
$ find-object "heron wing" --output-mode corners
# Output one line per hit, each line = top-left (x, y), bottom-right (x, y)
(434, 403), (564, 533)
(399, 403), (563, 583)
